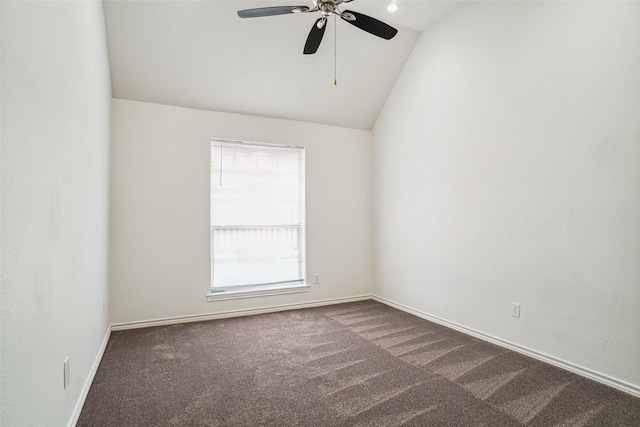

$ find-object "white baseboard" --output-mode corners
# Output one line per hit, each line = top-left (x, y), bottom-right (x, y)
(110, 294), (373, 331)
(68, 326), (111, 427)
(372, 294), (640, 398)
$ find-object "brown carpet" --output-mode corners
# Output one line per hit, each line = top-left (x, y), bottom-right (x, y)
(78, 301), (640, 426)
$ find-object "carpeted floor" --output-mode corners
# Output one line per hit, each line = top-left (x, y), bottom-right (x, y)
(78, 301), (640, 426)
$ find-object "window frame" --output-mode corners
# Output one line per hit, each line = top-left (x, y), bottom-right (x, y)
(207, 138), (309, 301)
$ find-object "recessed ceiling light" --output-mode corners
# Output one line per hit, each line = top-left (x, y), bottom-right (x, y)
(387, 3), (398, 12)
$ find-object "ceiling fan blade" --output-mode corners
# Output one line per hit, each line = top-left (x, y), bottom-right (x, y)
(237, 6), (310, 18)
(303, 18), (327, 55)
(341, 10), (398, 40)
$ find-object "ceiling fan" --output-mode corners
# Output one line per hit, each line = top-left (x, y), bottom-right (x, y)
(237, 0), (398, 55)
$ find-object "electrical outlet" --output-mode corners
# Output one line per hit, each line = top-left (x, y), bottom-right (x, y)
(63, 357), (70, 389)
(313, 273), (320, 284)
(511, 303), (520, 318)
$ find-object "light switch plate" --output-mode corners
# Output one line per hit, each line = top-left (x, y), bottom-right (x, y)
(63, 357), (70, 389)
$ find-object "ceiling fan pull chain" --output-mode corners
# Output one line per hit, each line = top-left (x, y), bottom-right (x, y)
(334, 14), (337, 86)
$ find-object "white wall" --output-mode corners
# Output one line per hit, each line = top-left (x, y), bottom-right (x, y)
(373, 1), (639, 389)
(110, 99), (373, 324)
(1, 1), (111, 425)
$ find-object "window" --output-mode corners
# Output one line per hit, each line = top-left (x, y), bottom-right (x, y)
(209, 139), (307, 299)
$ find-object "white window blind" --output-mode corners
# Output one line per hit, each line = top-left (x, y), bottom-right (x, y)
(210, 139), (306, 289)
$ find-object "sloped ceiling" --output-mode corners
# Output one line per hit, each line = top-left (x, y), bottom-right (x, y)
(104, 1), (462, 130)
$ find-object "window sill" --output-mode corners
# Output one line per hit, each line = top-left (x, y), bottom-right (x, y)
(207, 283), (310, 302)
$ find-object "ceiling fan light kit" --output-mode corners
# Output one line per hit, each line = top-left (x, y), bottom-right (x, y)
(237, 0), (398, 55)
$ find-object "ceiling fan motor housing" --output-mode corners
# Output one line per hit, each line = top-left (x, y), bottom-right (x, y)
(319, 2), (336, 17)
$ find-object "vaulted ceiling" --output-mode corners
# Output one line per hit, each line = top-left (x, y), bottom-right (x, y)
(104, 1), (463, 130)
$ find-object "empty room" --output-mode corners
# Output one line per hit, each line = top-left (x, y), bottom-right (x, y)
(1, 0), (639, 425)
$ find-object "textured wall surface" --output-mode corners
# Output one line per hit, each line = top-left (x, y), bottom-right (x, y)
(1, 1), (111, 425)
(109, 99), (373, 324)
(373, 1), (640, 389)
